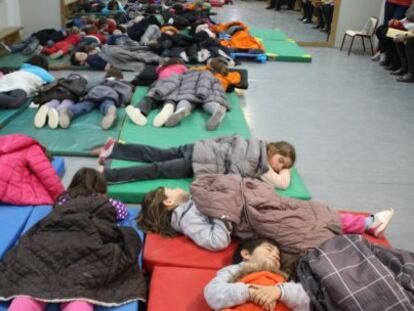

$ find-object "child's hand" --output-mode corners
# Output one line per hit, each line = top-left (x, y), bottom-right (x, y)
(250, 285), (281, 310)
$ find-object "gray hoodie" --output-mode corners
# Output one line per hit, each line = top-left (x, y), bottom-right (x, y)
(171, 200), (232, 251)
(204, 263), (310, 311)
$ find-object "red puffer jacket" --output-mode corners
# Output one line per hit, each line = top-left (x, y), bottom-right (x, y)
(0, 134), (64, 205)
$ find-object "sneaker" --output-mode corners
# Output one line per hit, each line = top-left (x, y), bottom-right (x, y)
(0, 42), (11, 55)
(366, 208), (394, 237)
(98, 137), (116, 165)
(34, 105), (49, 128)
(371, 51), (381, 61)
(31, 45), (43, 56)
(47, 108), (59, 129)
(205, 106), (226, 131)
(164, 106), (191, 127)
(50, 50), (64, 59)
(59, 108), (72, 129)
(126, 105), (147, 126)
(153, 103), (174, 127)
(101, 105), (117, 130)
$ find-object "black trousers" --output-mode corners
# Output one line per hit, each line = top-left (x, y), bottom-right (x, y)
(0, 89), (27, 109)
(396, 38), (414, 74)
(322, 4), (334, 32)
(104, 142), (194, 183)
(376, 25), (400, 66)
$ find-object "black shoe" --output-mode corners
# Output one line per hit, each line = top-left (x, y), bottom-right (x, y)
(385, 64), (399, 71)
(298, 17), (305, 21)
(303, 19), (312, 24)
(390, 68), (407, 76)
(266, 6), (274, 9)
(397, 73), (414, 82)
(379, 59), (390, 67)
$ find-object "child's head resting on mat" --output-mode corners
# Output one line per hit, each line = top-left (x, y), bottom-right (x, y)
(70, 51), (90, 66)
(266, 141), (295, 173)
(137, 187), (190, 237)
(59, 167), (107, 200)
(25, 55), (50, 71)
(233, 238), (281, 270)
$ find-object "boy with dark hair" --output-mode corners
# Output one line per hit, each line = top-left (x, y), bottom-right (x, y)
(204, 238), (310, 311)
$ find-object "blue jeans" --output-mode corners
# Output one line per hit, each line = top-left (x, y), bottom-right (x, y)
(68, 99), (116, 121)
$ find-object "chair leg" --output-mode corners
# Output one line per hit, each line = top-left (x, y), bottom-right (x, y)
(369, 37), (374, 55)
(340, 34), (347, 51)
(348, 36), (355, 55)
(361, 36), (366, 53)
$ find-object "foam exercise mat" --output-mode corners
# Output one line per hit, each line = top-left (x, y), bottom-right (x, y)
(262, 39), (312, 62)
(108, 88), (311, 202)
(0, 53), (88, 70)
(0, 106), (126, 156)
(0, 99), (31, 129)
(250, 27), (290, 41)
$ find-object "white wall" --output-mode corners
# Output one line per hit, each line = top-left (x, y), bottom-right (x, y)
(18, 0), (61, 39)
(335, 0), (384, 49)
(0, 0), (22, 29)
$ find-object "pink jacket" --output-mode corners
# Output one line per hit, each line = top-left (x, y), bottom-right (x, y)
(0, 134), (64, 205)
(156, 64), (187, 80)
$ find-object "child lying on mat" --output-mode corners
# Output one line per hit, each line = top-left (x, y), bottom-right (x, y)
(96, 135), (295, 189)
(137, 174), (394, 274)
(58, 67), (133, 130)
(204, 238), (310, 311)
(125, 57), (188, 127)
(0, 55), (54, 109)
(37, 27), (81, 59)
(33, 73), (88, 129)
(2, 168), (145, 311)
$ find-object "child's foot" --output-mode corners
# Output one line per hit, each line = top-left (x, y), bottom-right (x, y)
(47, 108), (59, 129)
(205, 106), (226, 131)
(97, 165), (105, 173)
(366, 208), (394, 237)
(33, 45), (43, 55)
(153, 103), (174, 127)
(34, 105), (49, 128)
(58, 108), (71, 128)
(164, 107), (191, 127)
(50, 50), (64, 59)
(98, 137), (116, 165)
(126, 105), (147, 126)
(101, 106), (117, 130)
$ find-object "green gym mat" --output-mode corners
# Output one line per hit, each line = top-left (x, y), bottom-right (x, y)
(262, 39), (312, 63)
(0, 106), (126, 156)
(0, 53), (90, 70)
(108, 88), (311, 203)
(0, 99), (31, 129)
(250, 28), (290, 41)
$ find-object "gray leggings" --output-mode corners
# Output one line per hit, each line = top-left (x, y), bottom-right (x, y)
(104, 142), (194, 183)
(176, 100), (221, 115)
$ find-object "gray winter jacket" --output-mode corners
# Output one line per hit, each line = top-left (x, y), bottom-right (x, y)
(192, 135), (269, 177)
(84, 78), (133, 106)
(204, 263), (310, 311)
(146, 70), (230, 108)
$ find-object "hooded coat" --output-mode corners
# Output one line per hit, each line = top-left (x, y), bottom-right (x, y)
(0, 134), (64, 205)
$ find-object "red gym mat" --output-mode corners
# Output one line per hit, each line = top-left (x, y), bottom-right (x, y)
(147, 266), (216, 311)
(143, 233), (238, 272)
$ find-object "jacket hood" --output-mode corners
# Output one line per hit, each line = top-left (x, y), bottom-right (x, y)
(0, 134), (44, 155)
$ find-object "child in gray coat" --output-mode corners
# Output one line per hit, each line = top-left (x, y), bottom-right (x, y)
(59, 67), (133, 130)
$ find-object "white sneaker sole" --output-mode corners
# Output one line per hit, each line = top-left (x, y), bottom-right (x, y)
(126, 106), (147, 126)
(374, 208), (394, 237)
(34, 105), (49, 128)
(47, 108), (59, 129)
